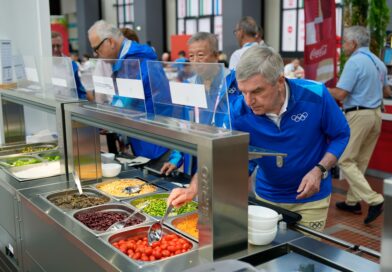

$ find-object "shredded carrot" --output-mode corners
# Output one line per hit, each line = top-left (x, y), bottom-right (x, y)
(174, 214), (198, 239)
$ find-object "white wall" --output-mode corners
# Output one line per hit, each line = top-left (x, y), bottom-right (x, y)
(264, 0), (280, 51)
(101, 0), (117, 25)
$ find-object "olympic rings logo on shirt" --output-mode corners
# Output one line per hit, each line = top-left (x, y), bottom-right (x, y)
(291, 112), (308, 122)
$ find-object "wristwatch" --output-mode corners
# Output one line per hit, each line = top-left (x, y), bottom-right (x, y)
(316, 163), (328, 179)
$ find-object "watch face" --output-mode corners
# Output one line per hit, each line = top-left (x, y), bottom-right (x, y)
(322, 171), (328, 179)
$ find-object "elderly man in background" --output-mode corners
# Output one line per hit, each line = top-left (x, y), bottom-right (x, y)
(329, 26), (392, 224)
(160, 32), (241, 176)
(88, 20), (180, 167)
(51, 32), (87, 100)
(229, 16), (259, 70)
(168, 46), (350, 231)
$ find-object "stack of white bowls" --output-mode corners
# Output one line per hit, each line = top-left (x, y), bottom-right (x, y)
(248, 205), (281, 245)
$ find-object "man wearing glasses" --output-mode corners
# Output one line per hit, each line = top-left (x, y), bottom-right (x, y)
(87, 20), (180, 167)
(229, 16), (260, 71)
(51, 32), (87, 100)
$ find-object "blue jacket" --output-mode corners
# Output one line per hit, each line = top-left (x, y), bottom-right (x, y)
(111, 39), (168, 160)
(169, 69), (242, 174)
(71, 61), (86, 99)
(231, 79), (350, 203)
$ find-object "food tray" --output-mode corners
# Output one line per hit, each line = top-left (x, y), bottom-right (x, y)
(72, 203), (149, 236)
(42, 188), (112, 213)
(128, 193), (198, 219)
(167, 212), (198, 242)
(103, 225), (197, 263)
(0, 155), (44, 168)
(94, 178), (164, 200)
(0, 142), (58, 157)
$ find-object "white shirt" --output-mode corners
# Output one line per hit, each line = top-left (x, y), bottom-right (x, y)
(266, 82), (290, 128)
(229, 42), (258, 70)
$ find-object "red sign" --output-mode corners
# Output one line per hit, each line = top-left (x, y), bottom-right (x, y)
(304, 0), (337, 87)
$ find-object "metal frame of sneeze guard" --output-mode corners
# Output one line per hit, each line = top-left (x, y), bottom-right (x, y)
(83, 58), (147, 117)
(40, 56), (79, 101)
(147, 60), (232, 132)
(64, 102), (249, 266)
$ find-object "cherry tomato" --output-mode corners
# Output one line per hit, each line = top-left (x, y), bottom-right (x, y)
(133, 252), (141, 260)
(145, 247), (153, 256)
(162, 250), (170, 257)
(153, 251), (162, 259)
(149, 255), (156, 261)
(167, 245), (176, 253)
(182, 243), (191, 250)
(175, 250), (182, 255)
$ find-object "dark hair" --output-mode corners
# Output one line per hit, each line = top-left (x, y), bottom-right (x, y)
(120, 27), (140, 43)
(237, 16), (258, 37)
(51, 31), (62, 40)
(178, 50), (186, 57)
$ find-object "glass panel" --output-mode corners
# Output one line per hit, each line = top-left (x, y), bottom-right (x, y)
(297, 9), (305, 52)
(87, 58), (146, 116)
(14, 56), (43, 93)
(198, 17), (211, 32)
(186, 19), (197, 35)
(41, 57), (78, 100)
(214, 0), (222, 15)
(125, 5), (133, 22)
(189, 0), (199, 16)
(177, 0), (186, 18)
(201, 0), (212, 15)
(118, 6), (124, 24)
(336, 7), (343, 37)
(214, 16), (223, 50)
(282, 10), (297, 52)
(178, 19), (185, 34)
(147, 61), (231, 130)
(283, 0), (297, 9)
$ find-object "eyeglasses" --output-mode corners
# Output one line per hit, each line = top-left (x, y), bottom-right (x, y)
(92, 38), (109, 53)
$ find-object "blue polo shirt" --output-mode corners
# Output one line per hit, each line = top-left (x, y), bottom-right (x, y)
(231, 79), (350, 203)
(337, 47), (387, 109)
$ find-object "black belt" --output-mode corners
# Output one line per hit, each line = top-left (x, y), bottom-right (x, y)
(343, 106), (375, 113)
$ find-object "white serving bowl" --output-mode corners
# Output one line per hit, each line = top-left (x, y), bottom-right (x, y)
(248, 225), (277, 234)
(248, 217), (279, 231)
(248, 205), (279, 221)
(248, 226), (277, 245)
(101, 153), (115, 161)
(101, 163), (121, 178)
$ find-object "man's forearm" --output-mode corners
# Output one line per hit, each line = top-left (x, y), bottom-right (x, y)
(318, 152), (338, 171)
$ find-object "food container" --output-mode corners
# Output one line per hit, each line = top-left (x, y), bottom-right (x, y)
(129, 193), (198, 219)
(44, 188), (111, 211)
(0, 155), (43, 167)
(101, 163), (121, 178)
(73, 204), (148, 235)
(0, 142), (58, 157)
(95, 178), (160, 199)
(106, 225), (196, 263)
(169, 212), (198, 241)
(248, 226), (277, 246)
(38, 150), (61, 161)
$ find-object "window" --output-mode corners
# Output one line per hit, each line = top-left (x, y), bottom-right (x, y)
(116, 0), (134, 29)
(176, 0), (223, 50)
(280, 0), (343, 57)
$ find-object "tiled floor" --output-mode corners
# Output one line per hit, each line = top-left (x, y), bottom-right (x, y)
(323, 175), (384, 263)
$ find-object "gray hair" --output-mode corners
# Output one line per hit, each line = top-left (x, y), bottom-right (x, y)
(344, 25), (370, 47)
(236, 46), (284, 85)
(88, 20), (122, 40)
(188, 32), (218, 54)
(237, 16), (258, 37)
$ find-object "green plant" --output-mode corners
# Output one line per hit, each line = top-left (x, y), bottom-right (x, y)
(368, 0), (390, 55)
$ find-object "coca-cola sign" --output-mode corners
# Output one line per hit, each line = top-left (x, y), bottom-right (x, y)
(309, 44), (328, 60)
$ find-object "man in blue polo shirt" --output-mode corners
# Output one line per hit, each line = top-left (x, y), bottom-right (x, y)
(329, 26), (392, 224)
(88, 20), (180, 166)
(168, 46), (350, 231)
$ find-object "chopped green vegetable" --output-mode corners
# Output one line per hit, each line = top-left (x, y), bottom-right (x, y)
(135, 198), (197, 217)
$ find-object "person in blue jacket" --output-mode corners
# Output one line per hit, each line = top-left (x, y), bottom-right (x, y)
(160, 32), (241, 176)
(168, 46), (350, 231)
(88, 20), (180, 166)
(51, 32), (87, 99)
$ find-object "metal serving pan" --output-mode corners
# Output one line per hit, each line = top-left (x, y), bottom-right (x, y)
(42, 188), (112, 213)
(166, 212), (198, 242)
(128, 193), (198, 219)
(0, 142), (58, 157)
(94, 178), (164, 201)
(0, 155), (44, 168)
(72, 203), (150, 236)
(102, 224), (198, 264)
